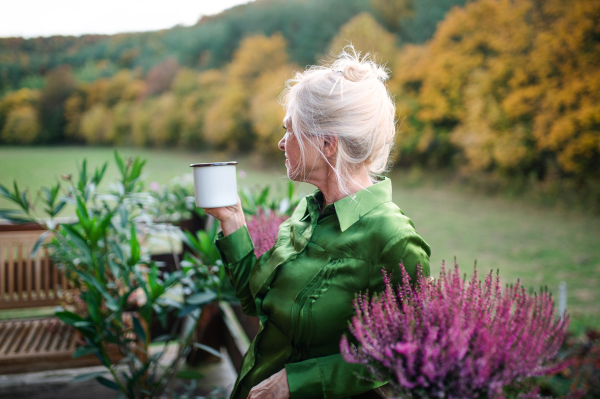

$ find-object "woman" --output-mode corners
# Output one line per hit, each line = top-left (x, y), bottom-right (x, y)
(204, 48), (431, 399)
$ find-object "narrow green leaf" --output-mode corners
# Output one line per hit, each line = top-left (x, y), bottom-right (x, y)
(132, 316), (146, 345)
(95, 376), (121, 391)
(176, 370), (205, 380)
(20, 190), (29, 212)
(118, 205), (128, 228)
(178, 304), (198, 317)
(110, 241), (125, 262)
(61, 224), (93, 264)
(51, 200), (66, 216)
(71, 371), (107, 382)
(192, 343), (224, 359)
(0, 183), (14, 201)
(186, 291), (216, 306)
(128, 224), (140, 266)
(76, 196), (90, 232)
(147, 265), (163, 300)
(72, 346), (99, 358)
(43, 187), (53, 207)
(158, 297), (183, 309)
(114, 150), (126, 176)
(55, 310), (85, 326)
(30, 231), (50, 257)
(108, 259), (121, 280)
(152, 334), (173, 343)
(92, 162), (108, 185)
(257, 185), (270, 205)
(0, 210), (31, 224)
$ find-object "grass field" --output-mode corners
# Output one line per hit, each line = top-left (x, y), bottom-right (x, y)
(1, 146), (599, 334)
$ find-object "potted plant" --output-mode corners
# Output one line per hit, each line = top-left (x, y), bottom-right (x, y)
(0, 151), (225, 398)
(341, 261), (570, 399)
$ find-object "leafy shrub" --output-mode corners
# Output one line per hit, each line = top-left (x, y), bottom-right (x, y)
(0, 151), (223, 398)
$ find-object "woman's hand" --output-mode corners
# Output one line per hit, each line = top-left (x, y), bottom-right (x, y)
(202, 197), (245, 237)
(247, 368), (290, 399)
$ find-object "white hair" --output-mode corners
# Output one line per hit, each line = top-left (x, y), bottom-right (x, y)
(280, 45), (396, 197)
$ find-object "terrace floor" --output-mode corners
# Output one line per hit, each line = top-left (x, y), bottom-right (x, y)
(0, 344), (237, 399)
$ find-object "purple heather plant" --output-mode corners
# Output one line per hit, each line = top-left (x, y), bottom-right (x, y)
(246, 209), (288, 258)
(340, 261), (570, 399)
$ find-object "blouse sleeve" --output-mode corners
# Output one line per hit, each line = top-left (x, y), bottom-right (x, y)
(215, 225), (261, 316)
(286, 354), (386, 398)
(370, 227), (431, 291)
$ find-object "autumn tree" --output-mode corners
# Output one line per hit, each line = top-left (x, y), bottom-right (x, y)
(144, 58), (179, 97)
(370, 0), (413, 32)
(391, 0), (600, 184)
(37, 66), (76, 143)
(327, 12), (398, 69)
(1, 105), (40, 144)
(203, 33), (294, 152)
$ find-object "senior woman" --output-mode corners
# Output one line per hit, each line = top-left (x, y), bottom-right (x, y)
(204, 49), (431, 399)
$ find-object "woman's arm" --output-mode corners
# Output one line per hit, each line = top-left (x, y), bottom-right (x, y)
(205, 198), (259, 316)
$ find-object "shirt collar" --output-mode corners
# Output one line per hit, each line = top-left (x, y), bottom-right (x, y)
(304, 177), (393, 232)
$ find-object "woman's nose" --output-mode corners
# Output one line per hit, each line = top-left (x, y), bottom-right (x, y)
(278, 134), (286, 151)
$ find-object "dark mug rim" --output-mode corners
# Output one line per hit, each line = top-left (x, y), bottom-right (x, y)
(190, 161), (238, 168)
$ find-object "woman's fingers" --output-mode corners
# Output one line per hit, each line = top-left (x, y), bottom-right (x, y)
(247, 368), (290, 399)
(203, 197), (246, 237)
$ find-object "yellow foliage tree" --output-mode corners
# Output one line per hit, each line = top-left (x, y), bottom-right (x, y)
(179, 69), (224, 148)
(64, 93), (84, 141)
(250, 65), (299, 155)
(527, 0), (600, 176)
(147, 93), (182, 147)
(327, 12), (398, 69)
(204, 33), (293, 151)
(370, 0), (413, 31)
(228, 33), (289, 87)
(1, 105), (40, 144)
(0, 88), (39, 131)
(80, 104), (114, 144)
(391, 0), (600, 180)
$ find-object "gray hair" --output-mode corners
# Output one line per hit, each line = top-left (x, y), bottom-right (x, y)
(280, 45), (396, 196)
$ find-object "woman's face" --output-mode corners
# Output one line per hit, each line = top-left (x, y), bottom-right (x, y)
(278, 113), (321, 182)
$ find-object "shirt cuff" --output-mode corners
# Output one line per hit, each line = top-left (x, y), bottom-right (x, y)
(215, 225), (254, 265)
(285, 358), (321, 398)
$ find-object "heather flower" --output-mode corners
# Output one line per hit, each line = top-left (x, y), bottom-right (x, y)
(340, 261), (569, 399)
(246, 209), (288, 258)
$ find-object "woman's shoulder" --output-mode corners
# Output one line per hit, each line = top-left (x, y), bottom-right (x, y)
(359, 200), (419, 235)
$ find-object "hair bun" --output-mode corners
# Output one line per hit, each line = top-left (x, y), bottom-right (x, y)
(331, 46), (389, 83)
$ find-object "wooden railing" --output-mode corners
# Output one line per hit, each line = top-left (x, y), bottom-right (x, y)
(0, 230), (66, 310)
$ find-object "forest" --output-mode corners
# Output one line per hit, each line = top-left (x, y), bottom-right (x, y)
(0, 0), (598, 210)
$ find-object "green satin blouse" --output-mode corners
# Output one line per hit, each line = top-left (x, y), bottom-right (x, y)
(216, 178), (431, 399)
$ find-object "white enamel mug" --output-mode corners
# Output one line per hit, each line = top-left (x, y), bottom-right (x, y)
(190, 162), (238, 208)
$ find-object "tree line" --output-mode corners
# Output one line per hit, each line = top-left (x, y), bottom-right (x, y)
(0, 0), (598, 208)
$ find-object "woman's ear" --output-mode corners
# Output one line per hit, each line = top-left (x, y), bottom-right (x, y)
(322, 134), (338, 158)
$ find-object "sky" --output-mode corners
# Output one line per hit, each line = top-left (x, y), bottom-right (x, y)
(0, 0), (254, 38)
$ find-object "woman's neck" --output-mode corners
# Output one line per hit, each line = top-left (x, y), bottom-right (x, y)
(314, 167), (373, 209)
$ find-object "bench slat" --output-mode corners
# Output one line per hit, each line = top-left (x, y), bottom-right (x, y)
(0, 243), (5, 299)
(25, 321), (46, 354)
(17, 245), (23, 302)
(19, 320), (40, 354)
(0, 322), (22, 354)
(26, 242), (32, 301)
(7, 243), (14, 301)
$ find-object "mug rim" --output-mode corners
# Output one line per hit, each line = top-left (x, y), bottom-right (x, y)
(190, 161), (238, 168)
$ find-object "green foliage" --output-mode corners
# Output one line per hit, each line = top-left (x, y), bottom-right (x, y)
(239, 180), (300, 217)
(0, 151), (227, 398)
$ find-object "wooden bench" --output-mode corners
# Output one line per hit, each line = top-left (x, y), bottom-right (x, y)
(0, 223), (120, 375)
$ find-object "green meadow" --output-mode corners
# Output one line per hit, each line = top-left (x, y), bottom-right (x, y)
(1, 146), (599, 334)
